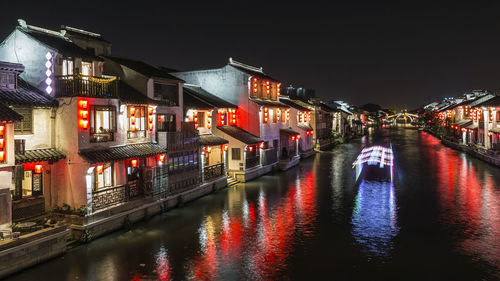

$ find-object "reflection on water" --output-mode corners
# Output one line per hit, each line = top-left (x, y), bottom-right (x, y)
(187, 170), (317, 280)
(351, 180), (399, 258)
(421, 132), (500, 271)
(5, 129), (500, 281)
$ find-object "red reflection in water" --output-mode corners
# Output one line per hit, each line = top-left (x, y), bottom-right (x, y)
(189, 170), (317, 280)
(421, 132), (500, 268)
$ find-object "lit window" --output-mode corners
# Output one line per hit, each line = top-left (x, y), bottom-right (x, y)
(62, 59), (74, 76)
(90, 105), (116, 142)
(95, 163), (113, 189)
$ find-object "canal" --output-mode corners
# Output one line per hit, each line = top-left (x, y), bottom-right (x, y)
(6, 128), (500, 280)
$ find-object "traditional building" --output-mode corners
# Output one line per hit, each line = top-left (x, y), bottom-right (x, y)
(279, 96), (315, 159)
(0, 61), (64, 223)
(0, 102), (22, 233)
(183, 84), (237, 185)
(173, 58), (291, 181)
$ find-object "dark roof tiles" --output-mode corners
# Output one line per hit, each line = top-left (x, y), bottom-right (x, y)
(0, 78), (58, 107)
(199, 134), (229, 146)
(103, 56), (183, 81)
(16, 148), (66, 164)
(0, 103), (23, 122)
(79, 143), (165, 164)
(217, 126), (263, 145)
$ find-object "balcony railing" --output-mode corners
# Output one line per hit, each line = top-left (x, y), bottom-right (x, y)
(246, 156), (260, 169)
(55, 75), (118, 98)
(261, 147), (278, 166)
(91, 185), (127, 212)
(204, 163), (224, 182)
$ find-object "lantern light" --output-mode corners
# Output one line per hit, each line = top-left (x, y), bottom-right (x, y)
(35, 164), (43, 174)
(0, 151), (4, 161)
(0, 125), (4, 135)
(296, 135), (301, 139)
(159, 154), (166, 162)
(223, 144), (228, 151)
(249, 146), (253, 152)
(131, 159), (138, 168)
(259, 142), (264, 149)
(96, 165), (103, 174)
(206, 146), (212, 153)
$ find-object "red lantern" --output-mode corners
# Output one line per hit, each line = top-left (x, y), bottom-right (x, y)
(0, 125), (4, 135)
(296, 135), (301, 139)
(223, 144), (228, 151)
(96, 165), (103, 174)
(205, 146), (212, 153)
(249, 146), (254, 152)
(34, 164), (43, 174)
(130, 159), (138, 168)
(158, 154), (166, 162)
(259, 142), (264, 149)
(0, 151), (4, 161)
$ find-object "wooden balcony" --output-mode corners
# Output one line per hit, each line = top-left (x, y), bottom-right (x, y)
(55, 75), (118, 98)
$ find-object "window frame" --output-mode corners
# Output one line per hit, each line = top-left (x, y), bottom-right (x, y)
(14, 108), (33, 134)
(231, 148), (241, 160)
(89, 105), (116, 142)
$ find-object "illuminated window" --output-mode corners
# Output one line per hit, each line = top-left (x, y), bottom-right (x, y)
(13, 166), (43, 200)
(198, 112), (206, 128)
(90, 105), (115, 142)
(96, 163), (113, 189)
(14, 108), (33, 134)
(62, 59), (74, 76)
(127, 106), (146, 138)
(81, 61), (92, 77)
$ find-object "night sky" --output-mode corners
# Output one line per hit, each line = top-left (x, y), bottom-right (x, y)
(2, 1), (500, 109)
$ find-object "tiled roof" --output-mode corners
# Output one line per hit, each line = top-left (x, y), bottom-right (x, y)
(103, 56), (184, 81)
(475, 95), (500, 107)
(297, 124), (313, 131)
(279, 98), (310, 112)
(199, 134), (229, 146)
(470, 94), (497, 108)
(79, 143), (166, 164)
(490, 127), (500, 133)
(19, 27), (100, 61)
(280, 128), (301, 136)
(118, 81), (167, 106)
(183, 91), (213, 110)
(0, 103), (23, 122)
(0, 78), (58, 107)
(466, 123), (478, 130)
(183, 85), (237, 108)
(61, 26), (111, 44)
(452, 119), (472, 127)
(16, 148), (66, 164)
(217, 126), (263, 145)
(0, 61), (24, 73)
(250, 98), (289, 108)
(228, 59), (277, 81)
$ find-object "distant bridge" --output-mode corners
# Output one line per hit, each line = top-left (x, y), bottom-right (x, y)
(384, 112), (419, 125)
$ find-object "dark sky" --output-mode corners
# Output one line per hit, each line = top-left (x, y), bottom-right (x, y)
(2, 1), (500, 109)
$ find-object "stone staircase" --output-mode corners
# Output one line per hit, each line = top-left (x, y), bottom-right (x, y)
(227, 176), (240, 187)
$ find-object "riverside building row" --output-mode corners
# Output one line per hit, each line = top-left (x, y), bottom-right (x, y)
(422, 90), (500, 166)
(0, 19), (365, 272)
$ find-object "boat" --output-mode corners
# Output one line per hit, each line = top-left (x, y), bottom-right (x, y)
(353, 144), (394, 182)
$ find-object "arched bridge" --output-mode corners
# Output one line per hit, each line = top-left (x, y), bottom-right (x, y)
(384, 112), (419, 125)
